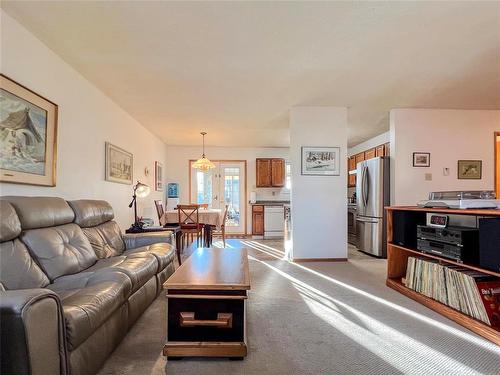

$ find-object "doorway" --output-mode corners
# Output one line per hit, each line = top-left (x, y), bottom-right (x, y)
(189, 160), (247, 235)
(495, 132), (500, 198)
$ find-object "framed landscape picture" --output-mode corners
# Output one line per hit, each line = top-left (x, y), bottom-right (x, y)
(155, 161), (163, 191)
(105, 142), (133, 184)
(413, 152), (430, 167)
(0, 74), (58, 186)
(301, 146), (340, 176)
(458, 160), (482, 180)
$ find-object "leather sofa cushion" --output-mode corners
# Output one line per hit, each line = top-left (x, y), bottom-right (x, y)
(48, 271), (132, 350)
(124, 243), (175, 272)
(0, 201), (21, 242)
(68, 200), (114, 228)
(81, 221), (125, 259)
(2, 196), (75, 230)
(0, 239), (50, 289)
(83, 254), (158, 293)
(21, 223), (97, 281)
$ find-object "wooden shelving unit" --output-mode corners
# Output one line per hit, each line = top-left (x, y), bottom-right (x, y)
(386, 206), (500, 345)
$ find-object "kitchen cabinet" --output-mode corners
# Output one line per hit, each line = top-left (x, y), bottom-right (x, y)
(364, 148), (376, 160)
(256, 159), (271, 187)
(271, 159), (285, 187)
(252, 205), (264, 235)
(375, 144), (385, 157)
(256, 158), (285, 187)
(348, 156), (356, 171)
(384, 142), (390, 157)
(355, 152), (365, 165)
(348, 174), (356, 187)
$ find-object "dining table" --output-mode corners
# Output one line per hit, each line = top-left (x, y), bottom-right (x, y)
(160, 208), (223, 248)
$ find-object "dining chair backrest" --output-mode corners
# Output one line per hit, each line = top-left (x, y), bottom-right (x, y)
(222, 204), (229, 227)
(177, 204), (200, 230)
(154, 200), (164, 223)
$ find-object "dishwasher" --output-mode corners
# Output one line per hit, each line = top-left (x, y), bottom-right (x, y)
(264, 206), (285, 238)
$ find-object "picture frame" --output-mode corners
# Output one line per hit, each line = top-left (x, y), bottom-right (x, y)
(458, 160), (482, 180)
(167, 183), (179, 198)
(105, 142), (133, 184)
(413, 152), (430, 167)
(0, 74), (58, 186)
(301, 146), (340, 176)
(155, 161), (163, 191)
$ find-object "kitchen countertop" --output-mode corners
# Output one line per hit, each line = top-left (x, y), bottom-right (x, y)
(249, 200), (290, 206)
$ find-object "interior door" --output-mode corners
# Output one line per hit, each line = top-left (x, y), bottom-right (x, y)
(190, 160), (246, 234)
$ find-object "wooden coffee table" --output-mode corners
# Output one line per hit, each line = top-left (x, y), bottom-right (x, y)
(163, 248), (251, 359)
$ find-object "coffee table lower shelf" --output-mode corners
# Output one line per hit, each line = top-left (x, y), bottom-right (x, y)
(163, 341), (247, 358)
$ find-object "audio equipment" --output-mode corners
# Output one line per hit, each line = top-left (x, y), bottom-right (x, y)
(392, 211), (426, 248)
(417, 225), (479, 263)
(479, 218), (500, 273)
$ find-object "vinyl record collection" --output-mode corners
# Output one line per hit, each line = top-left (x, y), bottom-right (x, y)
(404, 256), (500, 328)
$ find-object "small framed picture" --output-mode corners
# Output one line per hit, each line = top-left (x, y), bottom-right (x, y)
(458, 160), (482, 179)
(413, 152), (430, 167)
(155, 161), (163, 191)
(301, 146), (340, 176)
(105, 142), (133, 184)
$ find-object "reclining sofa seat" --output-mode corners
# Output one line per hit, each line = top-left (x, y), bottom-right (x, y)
(0, 197), (176, 375)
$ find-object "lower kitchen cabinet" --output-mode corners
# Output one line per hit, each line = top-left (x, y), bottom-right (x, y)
(252, 205), (264, 235)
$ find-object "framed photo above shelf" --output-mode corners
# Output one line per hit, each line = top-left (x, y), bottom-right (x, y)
(301, 146), (340, 176)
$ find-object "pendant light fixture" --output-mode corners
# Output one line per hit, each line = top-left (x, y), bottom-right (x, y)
(192, 131), (216, 171)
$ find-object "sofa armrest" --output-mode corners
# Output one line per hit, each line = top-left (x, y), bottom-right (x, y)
(122, 231), (174, 249)
(0, 289), (68, 375)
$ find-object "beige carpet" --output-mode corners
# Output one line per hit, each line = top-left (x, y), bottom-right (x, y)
(97, 240), (500, 375)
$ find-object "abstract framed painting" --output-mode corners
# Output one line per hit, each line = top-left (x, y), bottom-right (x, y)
(105, 142), (133, 184)
(0, 74), (58, 186)
(155, 161), (163, 191)
(301, 146), (340, 176)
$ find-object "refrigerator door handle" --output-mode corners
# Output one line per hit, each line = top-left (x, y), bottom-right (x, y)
(356, 217), (378, 223)
(363, 166), (369, 207)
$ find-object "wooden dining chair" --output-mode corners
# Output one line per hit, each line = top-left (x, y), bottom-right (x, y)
(177, 204), (203, 249)
(154, 200), (165, 225)
(212, 204), (229, 248)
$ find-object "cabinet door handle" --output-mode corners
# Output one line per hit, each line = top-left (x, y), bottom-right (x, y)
(179, 312), (233, 328)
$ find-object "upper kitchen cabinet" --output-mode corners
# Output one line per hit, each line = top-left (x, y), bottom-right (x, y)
(354, 152), (365, 165)
(256, 158), (285, 187)
(348, 156), (356, 171)
(364, 148), (376, 160)
(271, 159), (285, 187)
(375, 144), (385, 157)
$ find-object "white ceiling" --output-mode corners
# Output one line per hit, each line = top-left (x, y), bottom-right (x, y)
(2, 1), (499, 147)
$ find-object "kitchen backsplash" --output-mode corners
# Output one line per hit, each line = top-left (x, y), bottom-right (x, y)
(255, 188), (290, 201)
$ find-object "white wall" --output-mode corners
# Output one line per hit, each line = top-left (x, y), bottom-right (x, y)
(290, 106), (347, 260)
(0, 11), (167, 229)
(390, 109), (500, 205)
(348, 131), (389, 157)
(165, 145), (290, 234)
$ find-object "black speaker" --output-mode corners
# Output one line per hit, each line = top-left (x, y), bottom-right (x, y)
(479, 218), (500, 273)
(392, 211), (426, 248)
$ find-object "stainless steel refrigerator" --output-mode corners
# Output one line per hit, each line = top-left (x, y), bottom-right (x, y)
(356, 157), (390, 257)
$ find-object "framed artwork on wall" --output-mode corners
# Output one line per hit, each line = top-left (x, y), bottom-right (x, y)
(0, 74), (58, 186)
(458, 160), (482, 180)
(105, 142), (133, 184)
(413, 152), (430, 167)
(301, 146), (340, 176)
(167, 183), (179, 198)
(155, 161), (163, 191)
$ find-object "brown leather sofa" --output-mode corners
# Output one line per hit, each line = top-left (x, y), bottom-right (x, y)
(0, 197), (176, 375)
